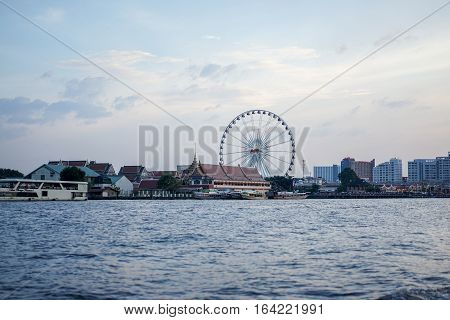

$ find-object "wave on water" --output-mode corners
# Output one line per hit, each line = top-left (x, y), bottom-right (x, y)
(378, 286), (450, 300)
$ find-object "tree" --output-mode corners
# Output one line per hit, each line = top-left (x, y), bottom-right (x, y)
(265, 176), (293, 192)
(0, 168), (24, 179)
(157, 174), (180, 191)
(60, 167), (86, 182)
(365, 184), (381, 193)
(337, 168), (367, 192)
(311, 183), (320, 193)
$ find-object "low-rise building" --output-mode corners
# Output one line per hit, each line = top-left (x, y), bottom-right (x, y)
(293, 176), (324, 187)
(118, 165), (151, 184)
(26, 164), (99, 185)
(87, 162), (116, 176)
(181, 156), (270, 194)
(89, 186), (119, 199)
(48, 160), (89, 167)
(149, 171), (180, 179)
(48, 160), (115, 176)
(90, 175), (133, 198)
(319, 182), (339, 193)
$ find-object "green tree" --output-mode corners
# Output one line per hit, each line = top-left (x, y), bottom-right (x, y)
(157, 174), (180, 191)
(311, 183), (320, 193)
(265, 176), (293, 192)
(337, 168), (367, 192)
(365, 184), (381, 193)
(60, 167), (86, 182)
(0, 168), (24, 179)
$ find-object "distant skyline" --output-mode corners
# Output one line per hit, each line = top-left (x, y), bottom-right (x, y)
(1, 0), (449, 176)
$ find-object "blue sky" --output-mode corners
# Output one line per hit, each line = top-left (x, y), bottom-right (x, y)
(1, 0), (449, 175)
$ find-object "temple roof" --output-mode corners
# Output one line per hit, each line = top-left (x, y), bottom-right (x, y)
(183, 157), (265, 182)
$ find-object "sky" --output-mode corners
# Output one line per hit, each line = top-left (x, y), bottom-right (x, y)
(0, 0), (449, 176)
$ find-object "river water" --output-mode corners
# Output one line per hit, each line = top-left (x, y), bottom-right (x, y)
(0, 199), (449, 299)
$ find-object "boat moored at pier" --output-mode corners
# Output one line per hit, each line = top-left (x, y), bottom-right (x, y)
(0, 179), (88, 201)
(270, 191), (308, 200)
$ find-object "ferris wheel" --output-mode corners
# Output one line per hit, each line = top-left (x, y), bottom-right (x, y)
(219, 109), (296, 177)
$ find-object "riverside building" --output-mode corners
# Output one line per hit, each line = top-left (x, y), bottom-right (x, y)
(341, 157), (375, 182)
(181, 155), (270, 195)
(408, 152), (450, 183)
(373, 158), (403, 184)
(313, 165), (341, 183)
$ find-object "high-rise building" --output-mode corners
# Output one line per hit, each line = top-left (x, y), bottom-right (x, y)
(436, 152), (450, 182)
(341, 157), (375, 182)
(408, 152), (450, 183)
(313, 165), (341, 183)
(340, 157), (355, 171)
(407, 159), (436, 182)
(373, 158), (402, 184)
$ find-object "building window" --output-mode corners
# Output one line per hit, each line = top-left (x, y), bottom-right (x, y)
(40, 175), (45, 180)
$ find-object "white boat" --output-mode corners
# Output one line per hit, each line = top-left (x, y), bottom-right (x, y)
(274, 191), (307, 199)
(192, 189), (223, 199)
(0, 179), (88, 201)
(240, 190), (266, 200)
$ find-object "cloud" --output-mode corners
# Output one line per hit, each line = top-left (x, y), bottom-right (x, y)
(202, 35), (221, 40)
(377, 98), (412, 109)
(36, 8), (65, 24)
(336, 44), (347, 54)
(62, 50), (184, 69)
(62, 50), (154, 69)
(0, 125), (29, 140)
(45, 100), (110, 120)
(204, 104), (221, 111)
(63, 77), (108, 102)
(0, 97), (47, 124)
(199, 64), (221, 77)
(224, 46), (319, 65)
(155, 56), (185, 63)
(188, 63), (238, 80)
(164, 83), (249, 106)
(113, 95), (141, 110)
(349, 105), (361, 114)
(40, 71), (52, 79)
(0, 97), (110, 125)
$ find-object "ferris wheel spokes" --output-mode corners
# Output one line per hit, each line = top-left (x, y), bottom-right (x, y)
(219, 109), (296, 177)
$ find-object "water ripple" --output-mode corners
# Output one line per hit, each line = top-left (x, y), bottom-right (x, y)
(0, 199), (449, 299)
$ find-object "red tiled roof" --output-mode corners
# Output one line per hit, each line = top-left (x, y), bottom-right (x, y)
(120, 166), (144, 174)
(194, 163), (265, 182)
(88, 163), (110, 173)
(138, 179), (159, 190)
(150, 171), (178, 177)
(222, 165), (248, 180)
(240, 166), (265, 181)
(198, 164), (229, 180)
(48, 160), (88, 167)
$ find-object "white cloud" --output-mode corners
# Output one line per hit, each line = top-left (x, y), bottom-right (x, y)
(0, 96), (110, 125)
(154, 56), (185, 63)
(223, 46), (320, 65)
(202, 35), (221, 40)
(62, 50), (154, 68)
(113, 95), (141, 110)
